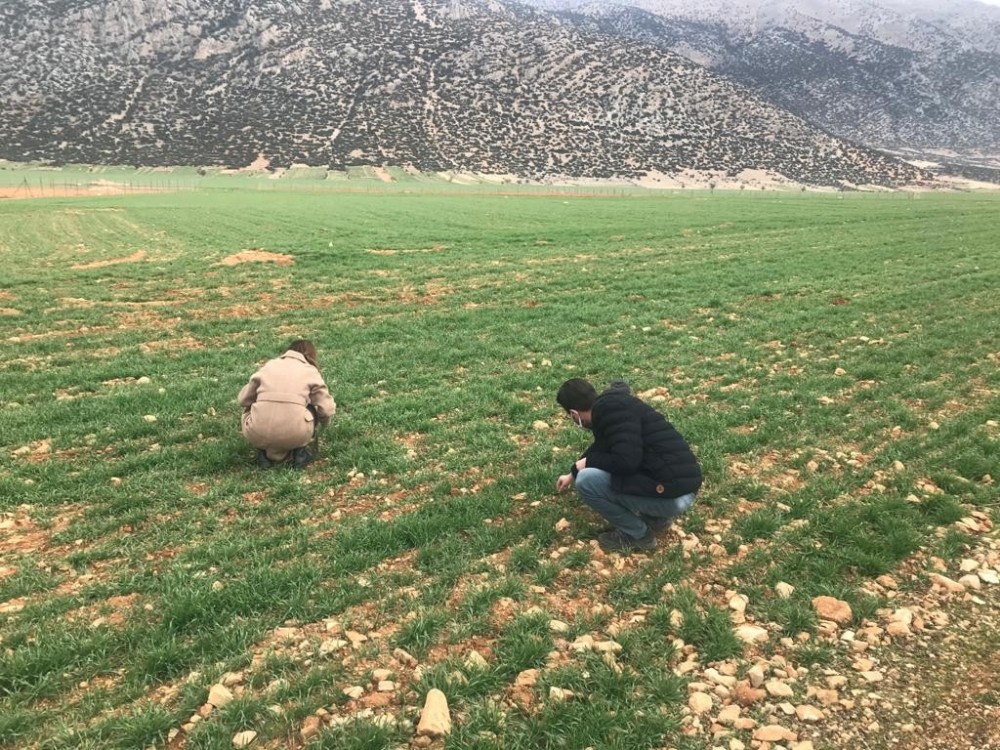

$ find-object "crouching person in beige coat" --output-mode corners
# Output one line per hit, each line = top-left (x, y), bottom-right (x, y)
(238, 340), (336, 468)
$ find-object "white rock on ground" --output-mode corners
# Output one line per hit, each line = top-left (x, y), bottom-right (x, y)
(688, 692), (713, 714)
(416, 689), (451, 738)
(207, 684), (234, 708)
(232, 730), (257, 748)
(735, 625), (769, 644)
(465, 650), (489, 669)
(765, 680), (794, 698)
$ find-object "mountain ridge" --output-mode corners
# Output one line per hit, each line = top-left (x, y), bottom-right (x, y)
(527, 0), (1000, 158)
(0, 0), (929, 187)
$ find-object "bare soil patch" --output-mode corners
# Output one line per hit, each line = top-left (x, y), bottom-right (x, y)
(72, 250), (147, 270)
(216, 250), (294, 266)
(0, 184), (168, 201)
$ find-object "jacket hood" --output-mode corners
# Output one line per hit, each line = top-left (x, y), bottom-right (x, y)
(603, 379), (632, 396)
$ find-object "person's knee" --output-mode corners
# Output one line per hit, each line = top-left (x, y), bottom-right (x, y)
(574, 468), (607, 497)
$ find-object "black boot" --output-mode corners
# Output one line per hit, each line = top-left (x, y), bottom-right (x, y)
(640, 514), (673, 533)
(597, 529), (657, 553)
(291, 447), (314, 469)
(255, 450), (273, 469)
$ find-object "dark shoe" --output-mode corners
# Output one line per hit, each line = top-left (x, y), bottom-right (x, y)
(291, 447), (314, 469)
(597, 529), (657, 553)
(641, 514), (673, 533)
(255, 450), (273, 469)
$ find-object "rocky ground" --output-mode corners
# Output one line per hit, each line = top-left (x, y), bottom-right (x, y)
(147, 510), (1000, 750)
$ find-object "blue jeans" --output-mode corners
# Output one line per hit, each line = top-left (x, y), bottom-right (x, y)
(575, 468), (696, 539)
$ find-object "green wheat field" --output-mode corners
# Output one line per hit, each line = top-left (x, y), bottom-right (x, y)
(1, 180), (998, 750)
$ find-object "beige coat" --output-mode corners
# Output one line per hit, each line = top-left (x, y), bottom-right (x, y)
(238, 350), (336, 457)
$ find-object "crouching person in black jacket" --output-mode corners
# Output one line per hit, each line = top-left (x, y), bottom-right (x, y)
(555, 378), (702, 553)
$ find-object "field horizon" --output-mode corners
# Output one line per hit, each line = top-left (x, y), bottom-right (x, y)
(1, 188), (998, 749)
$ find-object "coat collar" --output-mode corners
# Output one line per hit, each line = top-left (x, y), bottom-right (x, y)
(280, 350), (309, 364)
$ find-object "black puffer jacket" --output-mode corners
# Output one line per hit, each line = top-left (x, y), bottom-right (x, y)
(576, 381), (702, 499)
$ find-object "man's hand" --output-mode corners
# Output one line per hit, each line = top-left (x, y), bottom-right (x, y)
(575, 457), (587, 472)
(555, 473), (574, 492)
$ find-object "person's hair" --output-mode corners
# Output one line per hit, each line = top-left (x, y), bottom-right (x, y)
(286, 339), (319, 368)
(557, 378), (597, 412)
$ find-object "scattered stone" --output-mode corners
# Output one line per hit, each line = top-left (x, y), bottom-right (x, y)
(735, 625), (769, 644)
(571, 635), (595, 652)
(221, 672), (244, 687)
(342, 686), (365, 700)
(765, 680), (794, 698)
(812, 596), (852, 624)
(594, 640), (622, 653)
(795, 704), (825, 722)
(929, 573), (966, 593)
(319, 638), (348, 655)
(377, 680), (396, 692)
(602, 651), (624, 674)
(754, 725), (796, 743)
(344, 630), (368, 647)
(980, 569), (999, 585)
(549, 686), (574, 701)
(143, 414), (157, 423)
(465, 650), (489, 670)
(811, 688), (840, 706)
(393, 647), (418, 666)
(416, 689), (451, 738)
(515, 669), (539, 687)
(729, 594), (749, 613)
(704, 668), (737, 687)
(232, 730), (257, 748)
(207, 684), (234, 708)
(747, 665), (766, 688)
(554, 518), (571, 532)
(532, 420), (550, 431)
(300, 715), (322, 741)
(549, 619), (569, 633)
(717, 704), (741, 725)
(959, 574), (982, 590)
(775, 582), (795, 599)
(688, 692), (713, 714)
(891, 608), (914, 626)
(886, 621), (912, 637)
(733, 680), (767, 706)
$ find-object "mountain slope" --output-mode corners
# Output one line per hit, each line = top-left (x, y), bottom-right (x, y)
(0, 0), (925, 186)
(528, 0), (1000, 156)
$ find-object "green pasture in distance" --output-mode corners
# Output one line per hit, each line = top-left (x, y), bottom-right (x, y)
(0, 159), (838, 196)
(0, 187), (998, 750)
